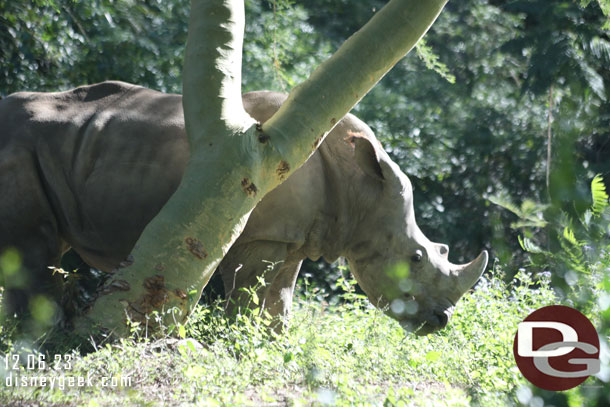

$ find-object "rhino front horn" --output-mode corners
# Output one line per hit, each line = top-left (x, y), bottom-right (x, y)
(454, 250), (488, 294)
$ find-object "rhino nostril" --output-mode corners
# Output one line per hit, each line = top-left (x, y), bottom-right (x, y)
(436, 243), (449, 257)
(436, 311), (449, 328)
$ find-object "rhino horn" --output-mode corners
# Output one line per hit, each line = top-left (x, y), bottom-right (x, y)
(453, 250), (488, 295)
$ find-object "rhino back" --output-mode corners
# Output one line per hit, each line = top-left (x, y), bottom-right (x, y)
(0, 81), (372, 273)
(0, 81), (189, 270)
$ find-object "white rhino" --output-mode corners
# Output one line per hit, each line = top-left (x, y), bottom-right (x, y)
(0, 81), (487, 335)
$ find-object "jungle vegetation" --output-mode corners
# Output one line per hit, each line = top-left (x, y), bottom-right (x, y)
(0, 0), (609, 405)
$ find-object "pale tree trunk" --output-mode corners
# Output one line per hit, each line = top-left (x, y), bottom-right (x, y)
(73, 0), (448, 337)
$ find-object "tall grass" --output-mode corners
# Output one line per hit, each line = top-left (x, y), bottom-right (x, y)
(1, 267), (560, 407)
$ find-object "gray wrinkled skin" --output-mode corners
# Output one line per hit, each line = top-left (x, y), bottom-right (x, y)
(0, 81), (487, 334)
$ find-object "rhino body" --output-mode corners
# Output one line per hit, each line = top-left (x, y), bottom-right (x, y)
(0, 81), (487, 334)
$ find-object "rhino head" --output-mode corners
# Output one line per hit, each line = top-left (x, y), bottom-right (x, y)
(342, 133), (488, 336)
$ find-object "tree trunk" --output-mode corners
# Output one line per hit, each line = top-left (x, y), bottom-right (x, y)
(73, 0), (448, 337)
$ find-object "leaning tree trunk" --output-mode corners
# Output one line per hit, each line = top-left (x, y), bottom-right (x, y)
(73, 0), (448, 337)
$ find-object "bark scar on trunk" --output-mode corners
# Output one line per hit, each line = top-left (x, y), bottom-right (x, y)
(127, 276), (189, 322)
(241, 178), (257, 197)
(128, 275), (169, 317)
(276, 160), (290, 181)
(185, 237), (208, 259)
(143, 275), (168, 309)
(174, 289), (188, 300)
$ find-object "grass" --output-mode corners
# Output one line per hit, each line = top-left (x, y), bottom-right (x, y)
(0, 268), (579, 407)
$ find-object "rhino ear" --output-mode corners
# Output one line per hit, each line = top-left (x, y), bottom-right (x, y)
(349, 131), (384, 181)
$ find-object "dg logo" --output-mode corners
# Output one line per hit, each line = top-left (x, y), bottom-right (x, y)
(513, 305), (600, 391)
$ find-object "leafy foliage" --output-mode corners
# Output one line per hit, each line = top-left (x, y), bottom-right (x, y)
(491, 175), (610, 406)
(580, 0), (610, 29)
(414, 38), (456, 84)
(2, 0), (610, 403)
(1, 270), (557, 406)
(492, 176), (609, 288)
(591, 173), (610, 215)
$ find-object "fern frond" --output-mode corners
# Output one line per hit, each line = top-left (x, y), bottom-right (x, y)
(562, 226), (581, 247)
(591, 174), (609, 215)
(559, 227), (585, 269)
(489, 194), (548, 228)
(518, 235), (549, 254)
(488, 194), (522, 217)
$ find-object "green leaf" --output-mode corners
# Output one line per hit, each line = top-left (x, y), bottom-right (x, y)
(559, 226), (585, 269)
(488, 194), (522, 217)
(178, 324), (186, 339)
(425, 351), (442, 362)
(562, 226), (580, 246)
(490, 194), (548, 229)
(591, 174), (609, 215)
(518, 235), (548, 254)
(589, 36), (610, 62)
(511, 219), (548, 229)
(578, 59), (606, 100)
(415, 39), (456, 84)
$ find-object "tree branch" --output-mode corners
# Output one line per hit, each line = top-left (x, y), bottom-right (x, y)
(72, 0), (449, 337)
(182, 0), (253, 141)
(263, 0), (448, 170)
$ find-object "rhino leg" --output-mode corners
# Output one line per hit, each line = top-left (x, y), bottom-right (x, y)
(219, 241), (302, 327)
(262, 257), (302, 331)
(0, 150), (65, 327)
(1, 233), (64, 319)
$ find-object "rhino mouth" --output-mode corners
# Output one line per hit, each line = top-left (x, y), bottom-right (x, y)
(400, 306), (454, 336)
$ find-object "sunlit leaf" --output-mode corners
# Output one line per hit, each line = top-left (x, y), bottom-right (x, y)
(415, 39), (456, 84)
(425, 351), (442, 362)
(518, 235), (549, 254)
(591, 174), (609, 215)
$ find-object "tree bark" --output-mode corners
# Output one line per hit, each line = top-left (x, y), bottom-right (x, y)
(73, 0), (448, 337)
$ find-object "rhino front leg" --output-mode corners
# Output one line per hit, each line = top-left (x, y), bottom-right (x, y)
(262, 257), (302, 331)
(1, 233), (64, 322)
(219, 241), (302, 328)
(0, 150), (65, 334)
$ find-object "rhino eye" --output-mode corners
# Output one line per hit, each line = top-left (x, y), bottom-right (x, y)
(411, 250), (423, 263)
